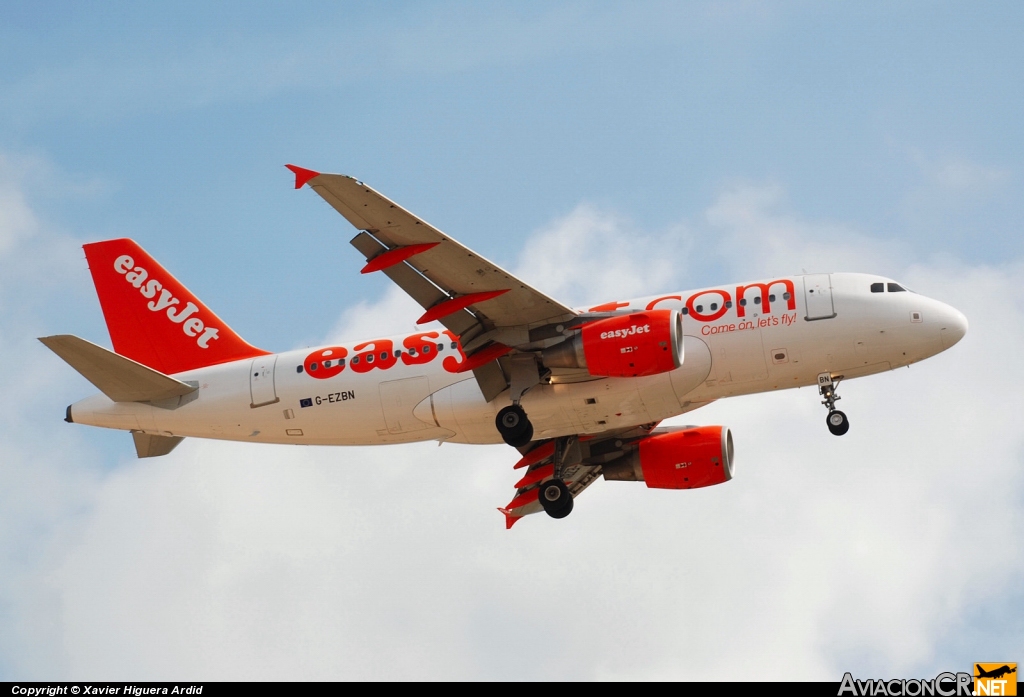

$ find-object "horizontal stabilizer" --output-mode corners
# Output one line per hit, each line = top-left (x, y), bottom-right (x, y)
(132, 431), (184, 458)
(39, 334), (198, 403)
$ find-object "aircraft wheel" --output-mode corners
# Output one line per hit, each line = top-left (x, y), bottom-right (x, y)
(496, 405), (533, 447)
(547, 495), (574, 519)
(827, 410), (850, 436)
(538, 479), (573, 518)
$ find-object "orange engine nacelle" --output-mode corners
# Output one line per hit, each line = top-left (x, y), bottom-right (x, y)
(541, 310), (683, 378)
(602, 426), (734, 489)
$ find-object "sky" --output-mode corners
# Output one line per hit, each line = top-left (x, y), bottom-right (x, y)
(0, 0), (1022, 681)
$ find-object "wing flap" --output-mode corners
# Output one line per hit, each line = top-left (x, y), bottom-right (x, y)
(40, 334), (198, 403)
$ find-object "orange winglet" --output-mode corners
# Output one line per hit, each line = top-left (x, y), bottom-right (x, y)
(361, 243), (440, 274)
(453, 342), (511, 374)
(285, 164), (320, 189)
(513, 441), (555, 469)
(515, 464), (554, 489)
(498, 508), (523, 529)
(417, 289), (510, 324)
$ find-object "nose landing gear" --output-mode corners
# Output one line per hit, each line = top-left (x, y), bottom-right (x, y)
(818, 372), (850, 436)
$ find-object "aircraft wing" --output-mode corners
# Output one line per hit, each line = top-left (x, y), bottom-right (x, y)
(499, 423), (660, 528)
(289, 166), (577, 340)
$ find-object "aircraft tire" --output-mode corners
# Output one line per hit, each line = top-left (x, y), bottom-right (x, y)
(547, 495), (574, 519)
(827, 410), (850, 436)
(506, 421), (533, 447)
(538, 478), (572, 518)
(497, 405), (533, 446)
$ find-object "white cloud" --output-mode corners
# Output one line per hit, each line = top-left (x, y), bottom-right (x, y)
(898, 153), (1015, 240)
(515, 204), (684, 306)
(2, 177), (1021, 679)
(0, 158), (108, 678)
(324, 286), (426, 345)
(705, 182), (910, 280)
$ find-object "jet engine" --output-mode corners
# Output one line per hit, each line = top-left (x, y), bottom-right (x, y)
(602, 425), (734, 489)
(542, 310), (684, 378)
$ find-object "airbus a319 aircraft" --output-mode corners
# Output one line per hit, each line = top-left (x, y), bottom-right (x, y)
(42, 166), (968, 527)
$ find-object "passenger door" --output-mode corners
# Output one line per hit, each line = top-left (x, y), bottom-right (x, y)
(250, 355), (279, 407)
(803, 274), (836, 320)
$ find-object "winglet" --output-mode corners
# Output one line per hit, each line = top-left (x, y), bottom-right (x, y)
(498, 508), (522, 529)
(285, 164), (320, 189)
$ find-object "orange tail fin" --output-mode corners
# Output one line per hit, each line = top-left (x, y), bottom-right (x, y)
(83, 238), (269, 375)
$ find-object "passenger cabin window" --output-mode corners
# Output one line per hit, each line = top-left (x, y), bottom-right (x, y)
(888, 283), (906, 292)
(870, 283), (884, 293)
(450, 342), (458, 349)
(437, 343), (444, 352)
(296, 365), (303, 373)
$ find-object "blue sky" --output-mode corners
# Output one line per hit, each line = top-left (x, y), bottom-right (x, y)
(0, 1), (1021, 680)
(4, 1), (1022, 347)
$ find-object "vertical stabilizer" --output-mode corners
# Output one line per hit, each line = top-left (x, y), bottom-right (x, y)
(83, 239), (269, 374)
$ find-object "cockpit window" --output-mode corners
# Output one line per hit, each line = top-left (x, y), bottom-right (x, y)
(888, 283), (906, 292)
(870, 282), (884, 293)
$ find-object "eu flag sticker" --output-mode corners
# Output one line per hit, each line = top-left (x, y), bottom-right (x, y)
(300, 398), (313, 408)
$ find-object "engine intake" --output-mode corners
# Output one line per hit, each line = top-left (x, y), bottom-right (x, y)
(603, 425), (734, 489)
(542, 310), (683, 378)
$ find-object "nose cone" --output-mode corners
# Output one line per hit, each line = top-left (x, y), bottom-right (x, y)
(939, 304), (968, 349)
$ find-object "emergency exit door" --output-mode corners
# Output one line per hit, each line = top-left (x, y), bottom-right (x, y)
(250, 355), (279, 407)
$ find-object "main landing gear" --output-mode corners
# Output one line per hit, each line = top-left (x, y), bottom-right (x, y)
(537, 478), (573, 519)
(496, 404), (534, 447)
(818, 372), (849, 436)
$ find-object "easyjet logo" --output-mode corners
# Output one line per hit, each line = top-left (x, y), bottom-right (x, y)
(600, 324), (651, 340)
(633, 279), (798, 322)
(303, 329), (468, 380)
(113, 254), (220, 349)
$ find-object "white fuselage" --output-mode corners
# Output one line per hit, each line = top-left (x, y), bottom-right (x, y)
(69, 273), (968, 446)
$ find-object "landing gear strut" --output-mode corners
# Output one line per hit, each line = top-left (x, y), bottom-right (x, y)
(818, 372), (849, 436)
(496, 404), (534, 447)
(537, 478), (573, 519)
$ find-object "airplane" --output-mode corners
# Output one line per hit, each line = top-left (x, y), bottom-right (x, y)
(41, 165), (969, 527)
(975, 665), (1016, 680)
